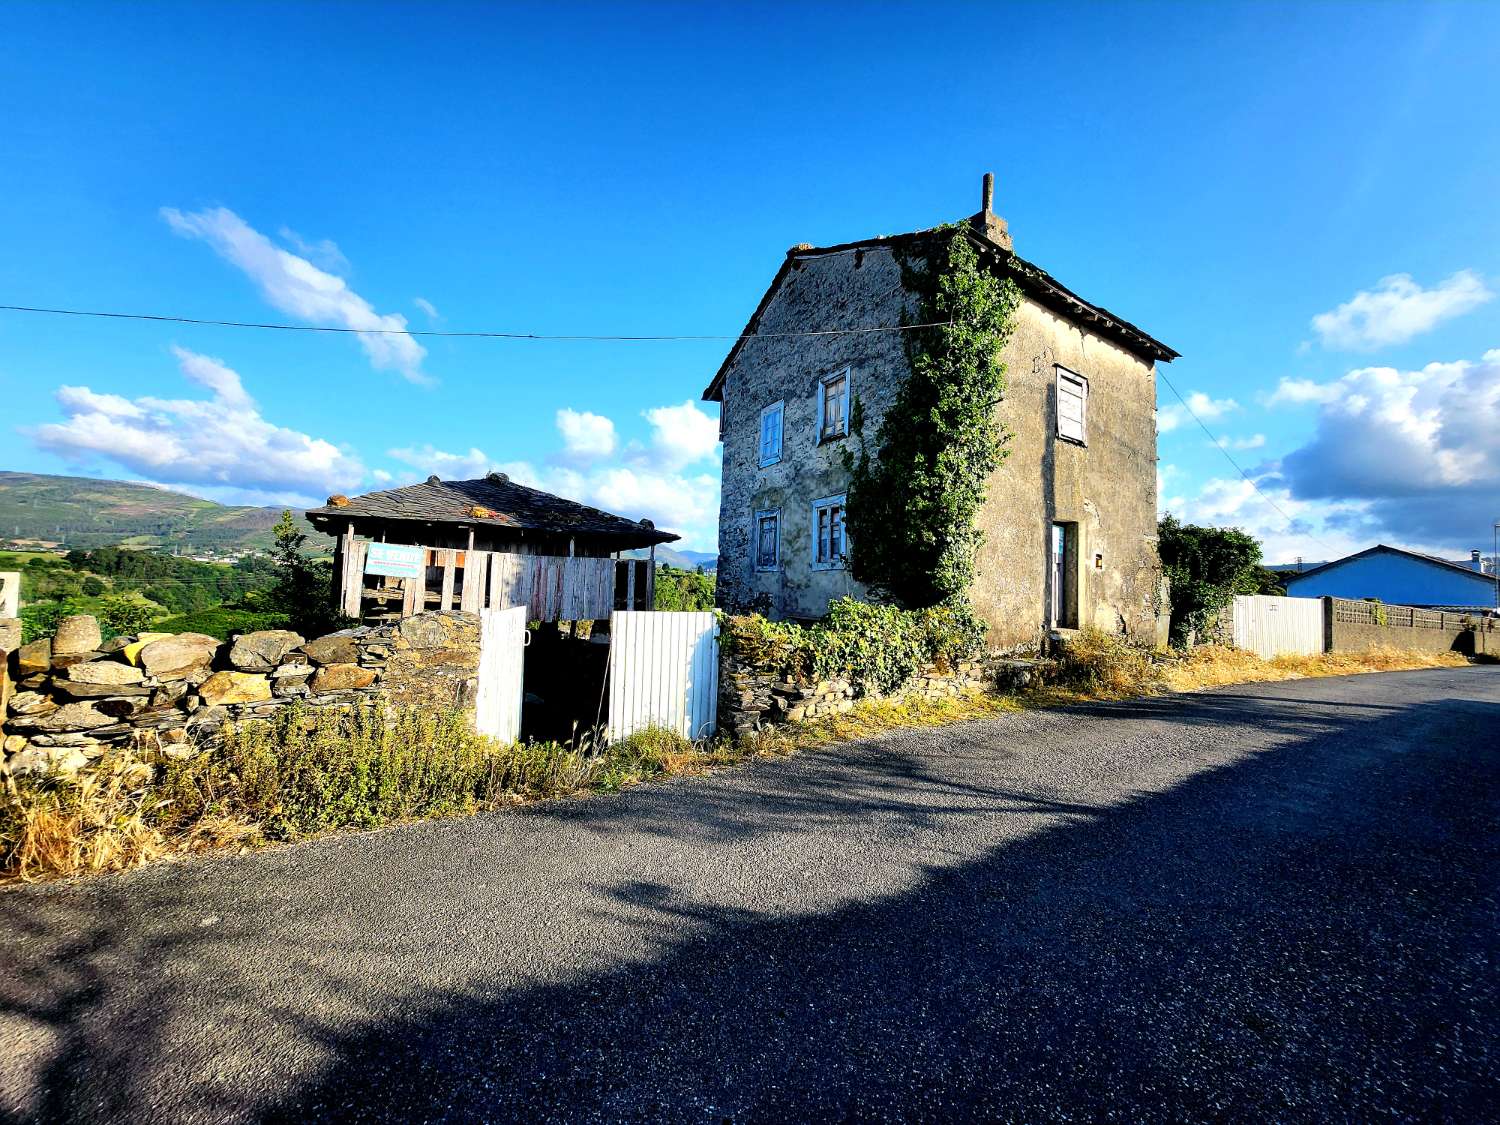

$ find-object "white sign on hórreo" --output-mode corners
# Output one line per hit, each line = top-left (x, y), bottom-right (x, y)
(364, 542), (426, 580)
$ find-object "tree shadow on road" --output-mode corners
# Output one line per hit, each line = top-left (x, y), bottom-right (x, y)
(1, 690), (1496, 1122)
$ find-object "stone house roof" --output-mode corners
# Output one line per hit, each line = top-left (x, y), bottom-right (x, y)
(305, 473), (678, 548)
(702, 211), (1179, 403)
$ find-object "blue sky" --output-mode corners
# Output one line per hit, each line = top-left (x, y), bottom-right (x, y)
(2, 0), (1497, 559)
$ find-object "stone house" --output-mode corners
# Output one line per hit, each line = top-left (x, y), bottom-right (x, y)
(703, 175), (1179, 650)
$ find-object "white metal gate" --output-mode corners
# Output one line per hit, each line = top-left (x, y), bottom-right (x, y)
(607, 611), (719, 741)
(1231, 594), (1323, 659)
(475, 605), (528, 742)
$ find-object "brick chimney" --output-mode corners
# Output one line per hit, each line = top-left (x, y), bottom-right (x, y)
(972, 171), (1013, 251)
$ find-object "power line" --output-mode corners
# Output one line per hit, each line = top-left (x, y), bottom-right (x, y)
(1157, 367), (1343, 558)
(0, 303), (951, 342)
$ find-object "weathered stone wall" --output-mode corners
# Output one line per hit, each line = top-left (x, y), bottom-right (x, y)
(718, 650), (1040, 738)
(0, 611), (480, 777)
(713, 241), (1162, 650)
(715, 247), (910, 619)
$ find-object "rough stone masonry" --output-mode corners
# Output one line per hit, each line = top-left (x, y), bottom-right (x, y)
(0, 611), (481, 778)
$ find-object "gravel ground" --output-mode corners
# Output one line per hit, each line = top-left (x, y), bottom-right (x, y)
(1, 666), (1496, 1123)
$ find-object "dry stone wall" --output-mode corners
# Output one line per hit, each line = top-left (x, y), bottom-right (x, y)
(0, 611), (481, 778)
(719, 650), (1040, 738)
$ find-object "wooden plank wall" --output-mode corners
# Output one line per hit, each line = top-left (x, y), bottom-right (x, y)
(347, 549), (641, 622)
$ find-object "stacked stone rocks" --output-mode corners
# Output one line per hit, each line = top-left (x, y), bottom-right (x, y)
(718, 652), (1043, 738)
(0, 610), (481, 778)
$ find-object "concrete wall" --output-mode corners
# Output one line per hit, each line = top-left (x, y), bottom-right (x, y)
(714, 243), (1162, 650)
(970, 300), (1161, 649)
(1287, 550), (1496, 609)
(1324, 597), (1496, 656)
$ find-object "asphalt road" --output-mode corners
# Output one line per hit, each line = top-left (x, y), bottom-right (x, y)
(2, 667), (1496, 1123)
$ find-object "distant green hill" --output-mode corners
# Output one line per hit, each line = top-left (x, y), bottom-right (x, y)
(623, 545), (718, 571)
(0, 471), (330, 552)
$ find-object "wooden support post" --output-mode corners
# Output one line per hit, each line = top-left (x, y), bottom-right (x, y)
(626, 561), (636, 611)
(340, 520), (361, 619)
(647, 545), (656, 609)
(440, 550), (456, 610)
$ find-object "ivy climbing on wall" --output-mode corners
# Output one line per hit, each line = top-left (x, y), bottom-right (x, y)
(843, 225), (1021, 609)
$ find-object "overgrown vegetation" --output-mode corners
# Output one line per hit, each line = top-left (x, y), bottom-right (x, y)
(723, 596), (986, 695)
(652, 564), (716, 612)
(1157, 514), (1274, 645)
(843, 226), (1021, 608)
(0, 705), (702, 881)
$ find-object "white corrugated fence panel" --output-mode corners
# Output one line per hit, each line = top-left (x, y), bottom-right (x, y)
(1231, 594), (1323, 659)
(607, 611), (719, 741)
(475, 605), (528, 743)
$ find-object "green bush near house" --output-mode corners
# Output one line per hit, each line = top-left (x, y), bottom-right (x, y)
(723, 596), (986, 696)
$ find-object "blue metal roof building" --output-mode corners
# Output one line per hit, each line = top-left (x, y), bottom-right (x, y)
(1284, 544), (1498, 611)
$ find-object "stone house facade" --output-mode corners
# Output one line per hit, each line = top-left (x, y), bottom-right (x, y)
(704, 177), (1179, 650)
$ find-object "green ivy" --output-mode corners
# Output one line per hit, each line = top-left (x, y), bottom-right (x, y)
(843, 226), (1021, 609)
(723, 597), (986, 696)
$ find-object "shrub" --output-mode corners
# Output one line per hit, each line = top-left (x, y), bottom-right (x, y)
(153, 608), (292, 640)
(723, 596), (986, 696)
(1054, 628), (1164, 697)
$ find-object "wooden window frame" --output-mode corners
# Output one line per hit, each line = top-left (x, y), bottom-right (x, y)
(753, 508), (781, 572)
(816, 366), (852, 444)
(811, 493), (848, 571)
(1055, 365), (1088, 446)
(758, 401), (785, 467)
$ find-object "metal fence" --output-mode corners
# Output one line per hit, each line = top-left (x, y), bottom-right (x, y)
(1231, 595), (1324, 659)
(607, 611), (719, 741)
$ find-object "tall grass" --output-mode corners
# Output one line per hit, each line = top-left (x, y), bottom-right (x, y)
(1, 706), (700, 881)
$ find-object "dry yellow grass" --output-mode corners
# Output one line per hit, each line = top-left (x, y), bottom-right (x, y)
(1161, 643), (1468, 692)
(1, 753), (169, 881)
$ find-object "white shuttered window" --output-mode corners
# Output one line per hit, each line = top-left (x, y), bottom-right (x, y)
(1057, 367), (1088, 444)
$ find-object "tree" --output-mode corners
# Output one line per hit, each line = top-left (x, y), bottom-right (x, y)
(268, 511), (349, 637)
(653, 565), (716, 612)
(97, 595), (156, 638)
(1157, 514), (1266, 645)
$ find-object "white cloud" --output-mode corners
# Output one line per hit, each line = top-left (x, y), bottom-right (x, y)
(1272, 348), (1500, 549)
(385, 400), (724, 549)
(371, 468), (393, 483)
(1162, 473), (1375, 566)
(1158, 391), (1239, 434)
(1224, 433), (1266, 451)
(277, 226), (350, 276)
(1311, 270), (1492, 351)
(413, 297), (440, 320)
(1265, 377), (1342, 407)
(642, 400), (720, 469)
(162, 206), (430, 384)
(388, 444), (493, 481)
(31, 346), (365, 504)
(556, 408), (617, 460)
